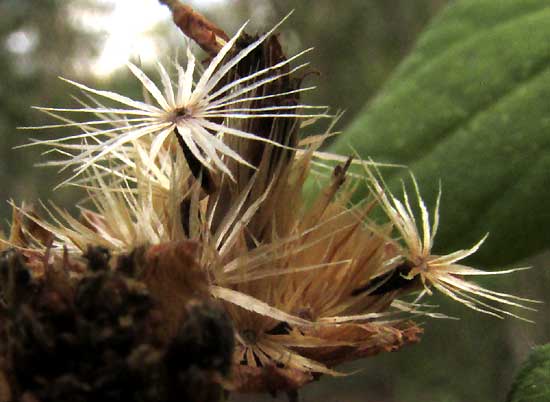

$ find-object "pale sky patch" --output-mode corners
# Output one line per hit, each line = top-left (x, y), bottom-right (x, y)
(78, 0), (227, 76)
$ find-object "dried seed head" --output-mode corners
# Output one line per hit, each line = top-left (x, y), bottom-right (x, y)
(20, 13), (327, 188)
(7, 4), (537, 398)
(0, 247), (234, 402)
(365, 169), (538, 321)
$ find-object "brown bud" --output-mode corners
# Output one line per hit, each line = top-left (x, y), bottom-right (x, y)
(161, 1), (229, 56)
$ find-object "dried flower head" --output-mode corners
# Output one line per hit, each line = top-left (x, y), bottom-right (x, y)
(21, 13), (326, 186)
(3, 2), (538, 399)
(365, 171), (537, 321)
(0, 245), (234, 402)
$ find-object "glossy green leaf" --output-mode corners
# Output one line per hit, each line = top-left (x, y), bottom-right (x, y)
(328, 0), (550, 266)
(507, 344), (550, 402)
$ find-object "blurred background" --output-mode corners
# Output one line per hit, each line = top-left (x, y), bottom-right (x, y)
(0, 1), (547, 401)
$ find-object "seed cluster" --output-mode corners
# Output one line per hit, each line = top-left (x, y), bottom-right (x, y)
(0, 247), (234, 402)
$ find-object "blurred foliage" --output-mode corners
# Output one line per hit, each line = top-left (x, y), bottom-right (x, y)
(0, 0), (105, 222)
(328, 0), (550, 267)
(210, 0), (448, 129)
(507, 344), (550, 402)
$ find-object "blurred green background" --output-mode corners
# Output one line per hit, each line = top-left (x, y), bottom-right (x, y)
(1, 1), (548, 401)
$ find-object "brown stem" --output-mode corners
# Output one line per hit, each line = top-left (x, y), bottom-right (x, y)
(159, 0), (229, 56)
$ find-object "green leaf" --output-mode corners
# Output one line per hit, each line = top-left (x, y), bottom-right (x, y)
(327, 0), (550, 266)
(507, 344), (550, 402)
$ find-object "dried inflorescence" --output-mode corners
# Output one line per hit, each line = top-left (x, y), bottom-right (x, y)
(0, 244), (234, 402)
(0, 1), (537, 400)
